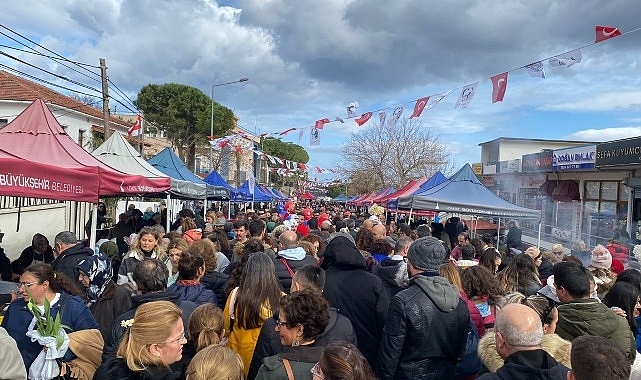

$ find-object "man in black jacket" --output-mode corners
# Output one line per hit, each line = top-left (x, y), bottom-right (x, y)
(377, 236), (469, 380)
(248, 264), (357, 379)
(51, 231), (93, 287)
(102, 258), (197, 363)
(477, 303), (569, 380)
(321, 233), (389, 366)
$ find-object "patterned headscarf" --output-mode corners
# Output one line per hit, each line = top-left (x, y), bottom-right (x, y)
(77, 253), (113, 302)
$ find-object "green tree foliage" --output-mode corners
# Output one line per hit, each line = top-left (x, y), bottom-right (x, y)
(261, 137), (309, 188)
(135, 83), (235, 171)
(262, 137), (309, 163)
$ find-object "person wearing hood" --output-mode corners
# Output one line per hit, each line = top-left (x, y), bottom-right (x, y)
(51, 231), (94, 289)
(11, 233), (55, 276)
(248, 265), (357, 380)
(77, 253), (132, 341)
(321, 232), (389, 366)
(377, 236), (470, 380)
(273, 231), (317, 294)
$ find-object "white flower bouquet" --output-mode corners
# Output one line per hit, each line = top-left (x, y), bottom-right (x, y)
(25, 291), (70, 380)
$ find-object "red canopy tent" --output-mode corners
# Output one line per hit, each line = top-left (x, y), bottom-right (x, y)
(0, 99), (170, 202)
(355, 191), (378, 206)
(349, 192), (373, 206)
(380, 177), (428, 206)
(298, 191), (315, 200)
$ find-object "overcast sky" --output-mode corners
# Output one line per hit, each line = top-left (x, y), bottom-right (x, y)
(1, 0), (641, 183)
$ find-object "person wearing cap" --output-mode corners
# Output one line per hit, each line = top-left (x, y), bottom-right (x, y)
(587, 244), (617, 299)
(377, 236), (470, 380)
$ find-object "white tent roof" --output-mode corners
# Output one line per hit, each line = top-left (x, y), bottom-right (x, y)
(92, 131), (169, 179)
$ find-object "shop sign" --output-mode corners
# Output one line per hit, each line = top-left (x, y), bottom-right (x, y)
(596, 137), (641, 167)
(552, 145), (596, 171)
(499, 159), (521, 173)
(480, 175), (495, 187)
(522, 151), (553, 172)
(471, 163), (483, 175)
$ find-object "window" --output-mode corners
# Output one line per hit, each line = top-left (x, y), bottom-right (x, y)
(582, 181), (628, 247)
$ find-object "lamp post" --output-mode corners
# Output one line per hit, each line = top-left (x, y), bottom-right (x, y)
(210, 77), (249, 171)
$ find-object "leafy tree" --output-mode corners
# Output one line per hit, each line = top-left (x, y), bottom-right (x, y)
(340, 118), (452, 189)
(262, 137), (309, 188)
(262, 138), (309, 163)
(135, 83), (235, 171)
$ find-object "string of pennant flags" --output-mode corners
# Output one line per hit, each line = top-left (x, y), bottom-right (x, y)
(199, 25), (641, 180)
(205, 25), (638, 152)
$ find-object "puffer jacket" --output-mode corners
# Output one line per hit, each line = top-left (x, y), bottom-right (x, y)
(477, 349), (568, 380)
(478, 333), (572, 373)
(377, 273), (470, 380)
(166, 281), (216, 306)
(273, 252), (318, 294)
(51, 243), (93, 287)
(321, 235), (389, 365)
(556, 298), (636, 362)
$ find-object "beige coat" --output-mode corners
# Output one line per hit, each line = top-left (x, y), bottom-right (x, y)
(478, 332), (572, 373)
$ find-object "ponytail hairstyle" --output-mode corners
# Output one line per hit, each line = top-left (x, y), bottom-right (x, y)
(188, 303), (224, 352)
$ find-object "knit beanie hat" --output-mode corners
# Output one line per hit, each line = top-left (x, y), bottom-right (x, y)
(591, 248), (613, 269)
(610, 258), (624, 275)
(407, 236), (446, 271)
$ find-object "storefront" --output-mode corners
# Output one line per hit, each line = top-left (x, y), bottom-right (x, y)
(596, 138), (641, 245)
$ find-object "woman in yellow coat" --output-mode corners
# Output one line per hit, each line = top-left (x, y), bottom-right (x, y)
(224, 251), (283, 375)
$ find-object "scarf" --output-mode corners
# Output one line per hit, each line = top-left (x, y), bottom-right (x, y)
(77, 253), (113, 303)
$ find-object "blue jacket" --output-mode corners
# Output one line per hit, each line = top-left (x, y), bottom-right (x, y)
(166, 282), (216, 306)
(1, 292), (98, 370)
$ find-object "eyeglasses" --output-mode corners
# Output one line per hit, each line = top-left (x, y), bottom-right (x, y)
(18, 281), (39, 289)
(162, 331), (186, 345)
(275, 319), (289, 328)
(310, 362), (324, 379)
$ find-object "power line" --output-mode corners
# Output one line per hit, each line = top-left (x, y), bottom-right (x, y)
(0, 64), (99, 98)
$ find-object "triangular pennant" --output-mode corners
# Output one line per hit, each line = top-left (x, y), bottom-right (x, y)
(354, 112), (373, 126)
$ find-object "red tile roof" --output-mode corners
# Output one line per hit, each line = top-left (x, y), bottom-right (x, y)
(0, 70), (129, 128)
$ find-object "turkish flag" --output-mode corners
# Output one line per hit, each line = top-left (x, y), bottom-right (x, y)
(127, 115), (142, 137)
(409, 97), (430, 119)
(490, 72), (508, 103)
(315, 118), (330, 130)
(595, 26), (621, 43)
(354, 112), (373, 126)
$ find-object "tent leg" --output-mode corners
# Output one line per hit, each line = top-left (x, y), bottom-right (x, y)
(537, 220), (542, 250)
(408, 207), (413, 224)
(228, 201), (231, 219)
(16, 197), (21, 232)
(166, 194), (171, 233)
(497, 217), (501, 248)
(90, 203), (98, 253)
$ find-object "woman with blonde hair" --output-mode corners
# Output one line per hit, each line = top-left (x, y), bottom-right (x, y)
(188, 303), (225, 352)
(186, 345), (244, 380)
(118, 227), (167, 291)
(94, 300), (186, 380)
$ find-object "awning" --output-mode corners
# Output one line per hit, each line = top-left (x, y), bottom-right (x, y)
(551, 180), (580, 202)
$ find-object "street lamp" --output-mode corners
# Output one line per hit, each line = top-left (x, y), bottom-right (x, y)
(210, 77), (249, 171)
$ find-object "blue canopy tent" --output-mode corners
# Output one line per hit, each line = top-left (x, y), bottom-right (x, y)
(331, 193), (349, 202)
(148, 148), (229, 199)
(232, 180), (274, 202)
(203, 170), (236, 198)
(264, 187), (287, 201)
(396, 164), (540, 218)
(272, 188), (289, 200)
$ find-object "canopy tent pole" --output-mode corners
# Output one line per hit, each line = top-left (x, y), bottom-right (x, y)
(497, 217), (501, 248)
(15, 197), (21, 232)
(228, 200), (231, 219)
(89, 203), (98, 253)
(166, 194), (171, 233)
(538, 220), (542, 249)
(408, 207), (413, 223)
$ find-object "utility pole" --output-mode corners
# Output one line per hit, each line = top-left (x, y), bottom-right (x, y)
(100, 58), (111, 139)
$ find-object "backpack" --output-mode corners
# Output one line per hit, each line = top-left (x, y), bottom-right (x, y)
(455, 318), (481, 379)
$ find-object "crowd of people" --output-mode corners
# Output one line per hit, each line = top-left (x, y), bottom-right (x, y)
(0, 201), (639, 379)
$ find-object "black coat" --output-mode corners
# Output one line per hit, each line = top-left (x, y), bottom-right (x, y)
(506, 227), (522, 250)
(90, 281), (132, 341)
(273, 253), (318, 294)
(372, 260), (406, 299)
(102, 291), (197, 363)
(321, 236), (389, 365)
(0, 247), (11, 281)
(377, 273), (470, 380)
(477, 349), (569, 380)
(11, 245), (55, 275)
(50, 243), (93, 287)
(201, 270), (229, 309)
(248, 307), (358, 380)
(94, 358), (181, 380)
